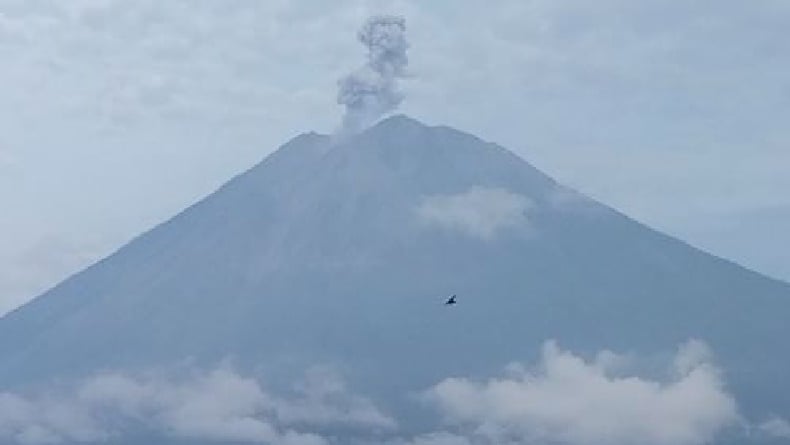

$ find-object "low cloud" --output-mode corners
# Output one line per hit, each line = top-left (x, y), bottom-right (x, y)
(0, 342), (757, 445)
(758, 416), (790, 439)
(417, 187), (532, 239)
(0, 392), (108, 444)
(0, 365), (392, 445)
(425, 340), (738, 445)
(272, 366), (396, 431)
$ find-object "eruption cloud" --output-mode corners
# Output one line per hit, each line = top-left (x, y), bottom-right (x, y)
(337, 16), (408, 134)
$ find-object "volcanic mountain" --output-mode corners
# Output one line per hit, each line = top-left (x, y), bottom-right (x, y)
(1, 115), (788, 442)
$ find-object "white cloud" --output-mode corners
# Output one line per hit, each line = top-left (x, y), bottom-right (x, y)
(426, 340), (739, 445)
(273, 366), (396, 431)
(0, 392), (108, 445)
(758, 416), (790, 439)
(0, 342), (770, 445)
(0, 364), (392, 444)
(417, 187), (532, 239)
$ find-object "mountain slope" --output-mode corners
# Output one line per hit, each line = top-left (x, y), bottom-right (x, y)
(1, 115), (788, 430)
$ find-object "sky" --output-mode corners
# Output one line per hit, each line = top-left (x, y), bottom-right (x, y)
(1, 0), (789, 315)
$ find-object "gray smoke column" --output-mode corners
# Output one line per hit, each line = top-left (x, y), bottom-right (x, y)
(337, 16), (408, 134)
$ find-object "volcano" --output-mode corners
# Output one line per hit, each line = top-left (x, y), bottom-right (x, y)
(1, 115), (788, 443)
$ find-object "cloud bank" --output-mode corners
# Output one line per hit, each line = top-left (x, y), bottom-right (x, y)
(0, 365), (392, 445)
(0, 341), (750, 445)
(758, 416), (790, 439)
(337, 15), (409, 134)
(425, 340), (738, 445)
(417, 187), (532, 239)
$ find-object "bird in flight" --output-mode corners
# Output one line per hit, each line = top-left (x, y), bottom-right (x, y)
(445, 294), (457, 305)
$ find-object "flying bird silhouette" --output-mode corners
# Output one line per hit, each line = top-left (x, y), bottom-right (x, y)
(445, 294), (457, 305)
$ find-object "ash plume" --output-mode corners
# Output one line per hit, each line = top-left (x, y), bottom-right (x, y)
(337, 16), (408, 134)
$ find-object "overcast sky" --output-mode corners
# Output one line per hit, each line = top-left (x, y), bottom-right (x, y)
(1, 0), (788, 315)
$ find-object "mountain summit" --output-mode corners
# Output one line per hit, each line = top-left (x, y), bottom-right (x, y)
(1, 115), (788, 441)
